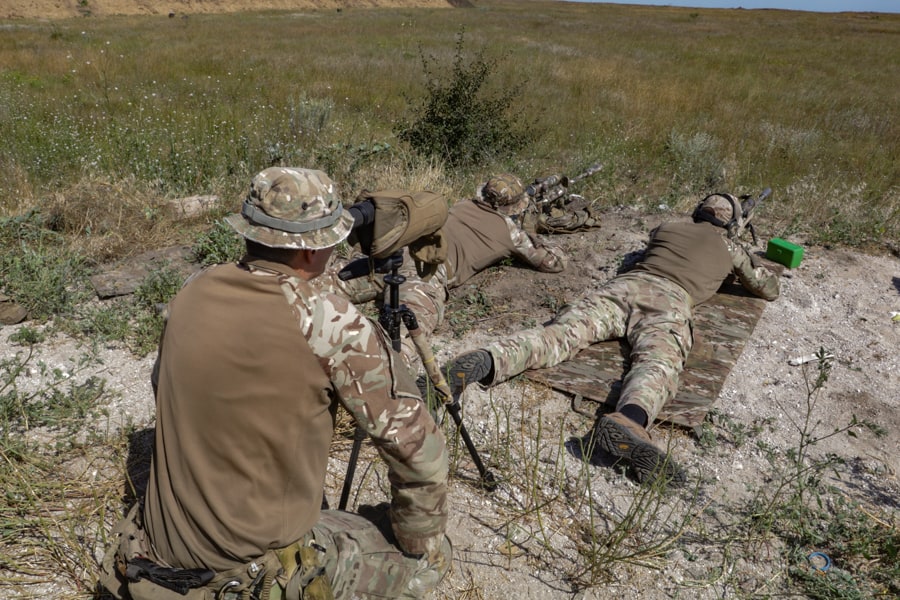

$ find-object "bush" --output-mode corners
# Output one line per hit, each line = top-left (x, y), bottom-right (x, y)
(192, 220), (245, 267)
(0, 212), (92, 322)
(128, 264), (187, 355)
(664, 130), (725, 197)
(395, 30), (530, 169)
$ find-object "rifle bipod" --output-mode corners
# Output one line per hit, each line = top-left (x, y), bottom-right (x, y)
(337, 255), (496, 510)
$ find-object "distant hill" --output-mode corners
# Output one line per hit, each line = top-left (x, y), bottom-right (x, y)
(2, 0), (462, 21)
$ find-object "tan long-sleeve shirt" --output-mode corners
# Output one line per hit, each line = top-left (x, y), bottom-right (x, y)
(144, 257), (447, 572)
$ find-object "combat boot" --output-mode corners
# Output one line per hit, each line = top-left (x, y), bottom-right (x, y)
(446, 350), (493, 395)
(594, 411), (685, 486)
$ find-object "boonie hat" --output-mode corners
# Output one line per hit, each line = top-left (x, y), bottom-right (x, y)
(225, 167), (353, 250)
(477, 174), (529, 217)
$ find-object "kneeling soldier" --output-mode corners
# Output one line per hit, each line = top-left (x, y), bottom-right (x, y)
(100, 167), (450, 600)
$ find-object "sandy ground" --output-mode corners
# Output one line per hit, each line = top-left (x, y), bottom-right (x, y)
(2, 207), (897, 599)
(419, 210), (900, 598)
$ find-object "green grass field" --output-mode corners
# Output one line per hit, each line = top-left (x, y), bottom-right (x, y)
(1, 0), (897, 255)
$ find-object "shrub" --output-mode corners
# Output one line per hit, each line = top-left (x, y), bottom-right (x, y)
(0, 212), (92, 322)
(395, 29), (530, 169)
(128, 264), (187, 355)
(664, 130), (725, 197)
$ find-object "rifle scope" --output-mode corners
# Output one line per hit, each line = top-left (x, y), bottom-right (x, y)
(525, 174), (566, 197)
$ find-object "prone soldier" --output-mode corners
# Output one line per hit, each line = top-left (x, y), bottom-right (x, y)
(319, 173), (568, 367)
(445, 191), (780, 485)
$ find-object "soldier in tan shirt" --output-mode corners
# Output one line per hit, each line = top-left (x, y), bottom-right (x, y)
(319, 174), (567, 368)
(100, 167), (450, 600)
(446, 193), (780, 486)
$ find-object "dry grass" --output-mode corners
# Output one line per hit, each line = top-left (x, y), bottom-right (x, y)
(0, 1), (897, 258)
(43, 179), (190, 263)
(0, 430), (130, 597)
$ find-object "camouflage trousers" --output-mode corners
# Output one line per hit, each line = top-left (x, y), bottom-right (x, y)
(100, 504), (450, 600)
(301, 510), (451, 600)
(483, 272), (694, 425)
(317, 253), (449, 371)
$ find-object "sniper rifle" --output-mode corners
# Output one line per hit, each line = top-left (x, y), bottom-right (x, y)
(525, 162), (603, 208)
(523, 163), (603, 234)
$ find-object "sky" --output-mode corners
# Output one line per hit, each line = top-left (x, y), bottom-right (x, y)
(565, 0), (900, 13)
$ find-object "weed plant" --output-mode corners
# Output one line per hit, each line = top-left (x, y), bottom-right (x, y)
(191, 220), (244, 266)
(0, 209), (183, 355)
(396, 28), (530, 168)
(0, 213), (94, 323)
(447, 288), (493, 337)
(737, 349), (895, 598)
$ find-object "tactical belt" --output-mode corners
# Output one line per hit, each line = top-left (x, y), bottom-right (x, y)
(106, 504), (333, 600)
(124, 557), (214, 595)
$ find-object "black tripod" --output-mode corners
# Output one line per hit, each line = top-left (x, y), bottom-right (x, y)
(337, 252), (496, 510)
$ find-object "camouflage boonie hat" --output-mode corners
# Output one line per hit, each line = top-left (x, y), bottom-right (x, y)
(225, 167), (354, 250)
(696, 194), (736, 225)
(477, 174), (529, 216)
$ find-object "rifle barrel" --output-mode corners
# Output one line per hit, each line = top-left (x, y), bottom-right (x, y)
(569, 162), (603, 184)
(526, 163), (602, 198)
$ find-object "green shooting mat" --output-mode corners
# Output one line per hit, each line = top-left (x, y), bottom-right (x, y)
(524, 270), (780, 429)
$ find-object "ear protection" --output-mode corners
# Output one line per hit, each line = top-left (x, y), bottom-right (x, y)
(692, 193), (744, 237)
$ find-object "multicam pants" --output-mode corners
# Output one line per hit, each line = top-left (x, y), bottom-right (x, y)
(307, 510), (451, 600)
(100, 505), (450, 600)
(482, 271), (694, 424)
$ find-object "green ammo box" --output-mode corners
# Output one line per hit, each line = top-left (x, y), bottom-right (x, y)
(766, 238), (804, 268)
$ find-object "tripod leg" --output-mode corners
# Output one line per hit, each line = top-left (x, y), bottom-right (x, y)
(446, 399), (498, 490)
(407, 323), (497, 490)
(338, 427), (365, 510)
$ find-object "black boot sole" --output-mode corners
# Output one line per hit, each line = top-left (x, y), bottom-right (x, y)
(596, 416), (685, 486)
(448, 350), (492, 394)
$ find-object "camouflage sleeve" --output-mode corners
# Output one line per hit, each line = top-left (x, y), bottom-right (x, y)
(286, 279), (449, 555)
(726, 238), (780, 301)
(506, 217), (568, 273)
